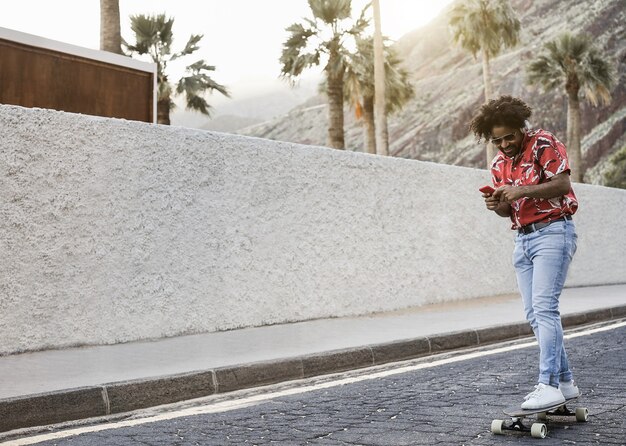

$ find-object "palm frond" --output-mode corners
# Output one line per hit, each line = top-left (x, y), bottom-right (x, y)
(448, 0), (520, 59)
(527, 54), (564, 90)
(184, 94), (211, 116)
(308, 0), (351, 24)
(347, 2), (371, 36)
(342, 35), (414, 115)
(186, 60), (216, 73)
(172, 34), (203, 60)
(176, 59), (230, 99)
(280, 22), (320, 81)
(527, 31), (615, 106)
(126, 14), (174, 60)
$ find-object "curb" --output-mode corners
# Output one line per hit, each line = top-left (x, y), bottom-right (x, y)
(1, 305), (625, 433)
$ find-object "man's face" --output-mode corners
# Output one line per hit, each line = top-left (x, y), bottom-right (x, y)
(491, 125), (524, 158)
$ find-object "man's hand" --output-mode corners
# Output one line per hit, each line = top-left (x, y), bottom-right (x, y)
(493, 185), (526, 203)
(483, 193), (501, 211)
(492, 173), (571, 203)
(483, 191), (512, 217)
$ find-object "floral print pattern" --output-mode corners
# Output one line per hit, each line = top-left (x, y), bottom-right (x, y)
(490, 129), (578, 229)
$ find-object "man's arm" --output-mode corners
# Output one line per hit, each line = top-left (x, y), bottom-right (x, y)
(493, 172), (571, 203)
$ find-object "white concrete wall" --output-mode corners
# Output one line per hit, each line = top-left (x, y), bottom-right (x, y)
(1, 105), (625, 355)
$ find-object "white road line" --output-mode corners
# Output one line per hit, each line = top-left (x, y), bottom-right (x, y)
(4, 320), (625, 445)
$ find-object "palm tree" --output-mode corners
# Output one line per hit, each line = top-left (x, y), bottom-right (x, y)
(124, 14), (229, 125)
(280, 0), (369, 149)
(100, 0), (122, 54)
(343, 36), (414, 154)
(448, 0), (520, 166)
(372, 0), (387, 156)
(527, 32), (615, 183)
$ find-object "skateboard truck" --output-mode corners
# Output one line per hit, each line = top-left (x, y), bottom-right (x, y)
(491, 416), (548, 439)
(491, 397), (588, 439)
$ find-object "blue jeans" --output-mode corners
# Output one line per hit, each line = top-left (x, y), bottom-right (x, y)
(513, 219), (578, 388)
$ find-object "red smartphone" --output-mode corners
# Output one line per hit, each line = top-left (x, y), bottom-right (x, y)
(479, 185), (495, 194)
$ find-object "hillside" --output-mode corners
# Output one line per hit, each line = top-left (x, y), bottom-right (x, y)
(240, 0), (626, 184)
(171, 78), (318, 133)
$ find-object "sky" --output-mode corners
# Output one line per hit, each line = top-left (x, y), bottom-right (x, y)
(0, 0), (454, 104)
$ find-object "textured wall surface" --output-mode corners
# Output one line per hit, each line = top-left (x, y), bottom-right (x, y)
(1, 105), (625, 354)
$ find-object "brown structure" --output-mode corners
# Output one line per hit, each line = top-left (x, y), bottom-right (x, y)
(0, 27), (156, 123)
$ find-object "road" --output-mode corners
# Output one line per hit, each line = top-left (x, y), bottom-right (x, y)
(4, 321), (625, 446)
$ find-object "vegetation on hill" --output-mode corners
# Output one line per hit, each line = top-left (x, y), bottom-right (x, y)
(604, 145), (626, 189)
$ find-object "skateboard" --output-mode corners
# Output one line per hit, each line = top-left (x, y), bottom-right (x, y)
(490, 396), (588, 439)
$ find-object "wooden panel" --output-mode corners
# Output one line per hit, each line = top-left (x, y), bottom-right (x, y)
(0, 39), (153, 123)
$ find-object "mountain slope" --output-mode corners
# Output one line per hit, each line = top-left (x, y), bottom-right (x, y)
(241, 0), (626, 184)
(171, 78), (318, 133)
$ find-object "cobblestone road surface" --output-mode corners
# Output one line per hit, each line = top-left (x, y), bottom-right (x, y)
(12, 322), (626, 445)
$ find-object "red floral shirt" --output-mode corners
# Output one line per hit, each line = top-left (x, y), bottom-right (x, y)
(490, 129), (578, 230)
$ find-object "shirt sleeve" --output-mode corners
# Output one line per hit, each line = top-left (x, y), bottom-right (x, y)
(535, 136), (570, 179)
(490, 158), (506, 187)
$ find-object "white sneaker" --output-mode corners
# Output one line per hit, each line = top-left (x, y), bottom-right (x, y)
(523, 385), (539, 401)
(559, 380), (580, 399)
(521, 383), (565, 409)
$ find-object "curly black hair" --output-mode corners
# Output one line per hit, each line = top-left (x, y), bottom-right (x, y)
(469, 95), (533, 141)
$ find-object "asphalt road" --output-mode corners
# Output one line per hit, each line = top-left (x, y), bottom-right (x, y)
(6, 321), (626, 446)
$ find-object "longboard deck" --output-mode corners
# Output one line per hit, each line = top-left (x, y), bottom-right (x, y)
(504, 396), (580, 417)
(493, 395), (587, 438)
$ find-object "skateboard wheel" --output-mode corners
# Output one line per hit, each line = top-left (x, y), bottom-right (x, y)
(490, 419), (504, 435)
(575, 407), (589, 422)
(537, 411), (547, 421)
(531, 423), (547, 438)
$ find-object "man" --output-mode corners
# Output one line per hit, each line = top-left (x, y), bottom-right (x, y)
(470, 95), (580, 410)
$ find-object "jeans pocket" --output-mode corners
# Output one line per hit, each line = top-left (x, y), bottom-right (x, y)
(538, 221), (566, 235)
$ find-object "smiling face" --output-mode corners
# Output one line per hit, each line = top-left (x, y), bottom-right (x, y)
(490, 125), (524, 159)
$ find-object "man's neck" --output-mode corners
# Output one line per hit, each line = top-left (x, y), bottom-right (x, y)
(512, 130), (529, 164)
